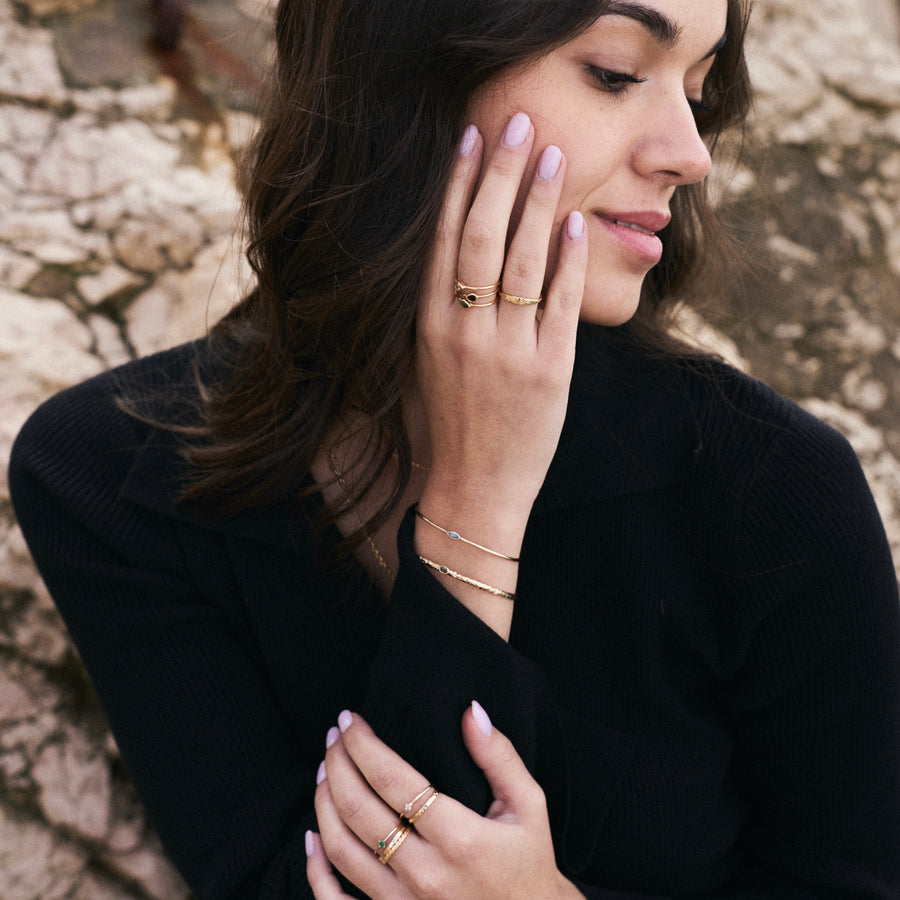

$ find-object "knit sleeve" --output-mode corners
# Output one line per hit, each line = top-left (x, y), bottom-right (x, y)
(8, 373), (320, 900)
(714, 407), (900, 896)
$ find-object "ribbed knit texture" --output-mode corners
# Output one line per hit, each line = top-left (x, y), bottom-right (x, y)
(9, 336), (900, 898)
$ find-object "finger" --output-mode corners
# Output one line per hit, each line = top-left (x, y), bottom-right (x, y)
(461, 701), (548, 824)
(536, 210), (587, 359)
(498, 145), (565, 323)
(315, 768), (413, 898)
(336, 711), (470, 844)
(323, 721), (412, 851)
(422, 125), (484, 319)
(305, 830), (357, 899)
(457, 112), (535, 288)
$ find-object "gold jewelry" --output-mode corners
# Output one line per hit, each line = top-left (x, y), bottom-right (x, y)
(376, 823), (412, 865)
(418, 556), (515, 600)
(499, 290), (542, 306)
(415, 507), (519, 562)
(455, 280), (500, 308)
(400, 784), (434, 819)
(406, 789), (439, 827)
(326, 448), (394, 579)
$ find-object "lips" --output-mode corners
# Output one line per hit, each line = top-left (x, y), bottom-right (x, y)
(594, 210), (670, 264)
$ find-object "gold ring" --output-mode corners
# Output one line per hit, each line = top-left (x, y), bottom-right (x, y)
(376, 822), (412, 865)
(400, 785), (434, 819)
(499, 290), (542, 306)
(455, 280), (500, 309)
(407, 789), (439, 827)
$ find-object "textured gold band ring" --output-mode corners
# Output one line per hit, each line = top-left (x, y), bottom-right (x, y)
(499, 290), (542, 306)
(406, 789), (439, 826)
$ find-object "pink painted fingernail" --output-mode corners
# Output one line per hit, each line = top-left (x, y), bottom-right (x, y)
(459, 124), (478, 157)
(338, 709), (353, 733)
(503, 112), (530, 148)
(537, 145), (562, 182)
(567, 210), (585, 240)
(316, 760), (327, 784)
(472, 700), (493, 737)
(325, 726), (340, 749)
(305, 830), (315, 857)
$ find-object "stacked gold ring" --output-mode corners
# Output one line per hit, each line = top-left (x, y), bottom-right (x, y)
(499, 290), (542, 306)
(375, 821), (412, 865)
(455, 280), (500, 309)
(406, 789), (439, 826)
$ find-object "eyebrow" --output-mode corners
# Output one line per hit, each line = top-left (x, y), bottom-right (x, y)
(603, 1), (727, 59)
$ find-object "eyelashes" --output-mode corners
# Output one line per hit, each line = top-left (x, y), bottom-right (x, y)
(585, 65), (717, 123)
(585, 65), (647, 96)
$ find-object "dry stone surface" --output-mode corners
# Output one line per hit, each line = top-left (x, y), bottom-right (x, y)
(0, 0), (898, 895)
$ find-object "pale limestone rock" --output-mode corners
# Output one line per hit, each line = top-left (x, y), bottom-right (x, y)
(19, 0), (98, 16)
(0, 209), (110, 267)
(33, 725), (112, 843)
(114, 80), (178, 120)
(0, 749), (29, 792)
(29, 119), (181, 202)
(1, 713), (61, 756)
(0, 22), (67, 106)
(77, 264), (145, 306)
(0, 806), (88, 900)
(0, 290), (102, 495)
(101, 834), (191, 900)
(224, 109), (261, 154)
(0, 680), (34, 725)
(72, 869), (146, 900)
(0, 520), (41, 594)
(126, 235), (250, 356)
(0, 245), (41, 291)
(0, 553), (70, 665)
(88, 315), (134, 369)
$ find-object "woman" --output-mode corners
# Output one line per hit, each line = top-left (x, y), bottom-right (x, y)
(9, 0), (900, 896)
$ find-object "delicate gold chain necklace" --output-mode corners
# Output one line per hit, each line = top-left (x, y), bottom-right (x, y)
(325, 448), (431, 582)
(326, 448), (394, 579)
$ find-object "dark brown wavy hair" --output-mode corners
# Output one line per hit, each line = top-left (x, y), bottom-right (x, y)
(177, 0), (753, 539)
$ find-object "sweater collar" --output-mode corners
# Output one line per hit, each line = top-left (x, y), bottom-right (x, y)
(533, 324), (701, 513)
(118, 326), (700, 543)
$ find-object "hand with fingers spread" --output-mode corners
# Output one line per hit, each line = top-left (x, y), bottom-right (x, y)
(413, 115), (587, 637)
(308, 705), (585, 900)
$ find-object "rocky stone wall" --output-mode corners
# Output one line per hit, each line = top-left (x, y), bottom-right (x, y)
(1, 0), (898, 895)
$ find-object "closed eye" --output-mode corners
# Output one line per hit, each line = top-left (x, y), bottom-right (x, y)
(585, 65), (648, 96)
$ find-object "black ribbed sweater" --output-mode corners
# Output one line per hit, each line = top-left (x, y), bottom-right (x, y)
(9, 329), (900, 898)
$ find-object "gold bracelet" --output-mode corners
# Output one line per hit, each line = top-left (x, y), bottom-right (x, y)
(418, 556), (515, 600)
(415, 507), (519, 562)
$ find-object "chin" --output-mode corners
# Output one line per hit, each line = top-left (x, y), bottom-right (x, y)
(577, 278), (644, 326)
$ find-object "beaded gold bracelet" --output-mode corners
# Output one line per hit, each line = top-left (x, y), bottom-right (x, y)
(415, 507), (520, 562)
(418, 555), (515, 600)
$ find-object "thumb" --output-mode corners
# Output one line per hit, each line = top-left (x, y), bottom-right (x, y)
(462, 701), (545, 820)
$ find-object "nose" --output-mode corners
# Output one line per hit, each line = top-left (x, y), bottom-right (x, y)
(633, 94), (712, 187)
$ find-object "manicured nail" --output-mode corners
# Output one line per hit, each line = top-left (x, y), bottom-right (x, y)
(305, 830), (315, 857)
(325, 726), (340, 749)
(459, 124), (478, 157)
(471, 700), (492, 737)
(337, 709), (353, 733)
(316, 760), (327, 784)
(503, 112), (530, 148)
(567, 210), (585, 240)
(537, 145), (562, 182)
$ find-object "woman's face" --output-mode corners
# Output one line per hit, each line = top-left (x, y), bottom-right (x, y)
(466, 0), (728, 325)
